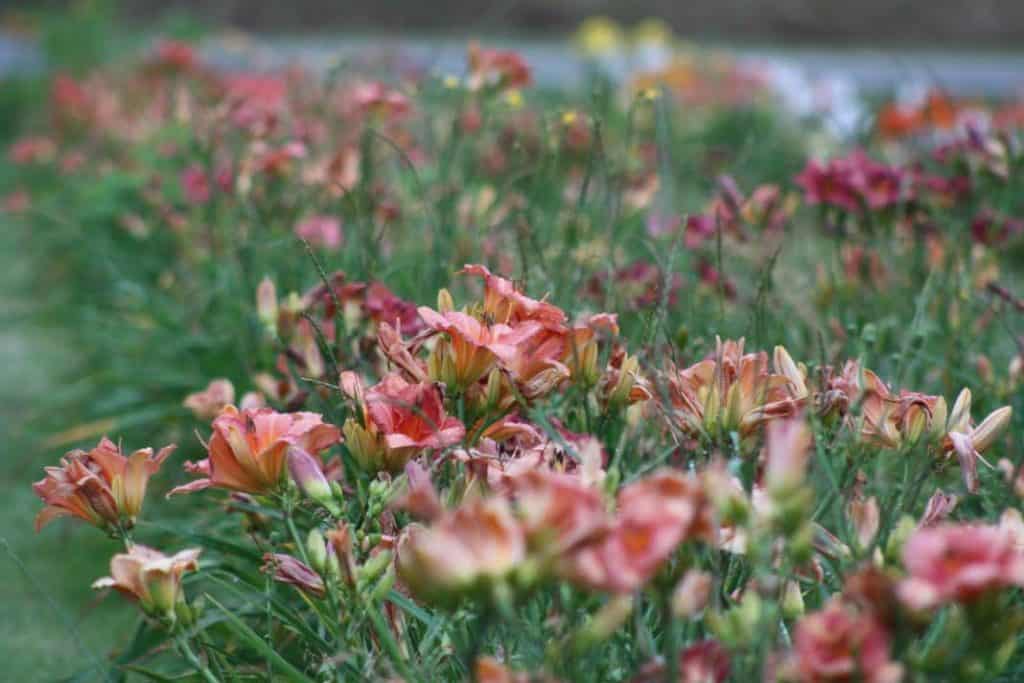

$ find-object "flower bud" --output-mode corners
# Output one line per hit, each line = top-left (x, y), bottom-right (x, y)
(672, 569), (712, 619)
(947, 388), (972, 434)
(781, 580), (805, 619)
(971, 406), (1012, 453)
(256, 276), (278, 336)
(307, 528), (328, 574)
(437, 288), (455, 313)
(573, 595), (634, 651)
(884, 515), (917, 565)
(357, 549), (394, 587)
(287, 446), (341, 516)
(370, 564), (396, 601)
(847, 495), (880, 552)
(773, 346), (807, 396)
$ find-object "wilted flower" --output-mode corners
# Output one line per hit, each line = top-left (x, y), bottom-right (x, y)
(183, 378), (235, 420)
(169, 405), (340, 496)
(92, 545), (201, 619)
(341, 372), (465, 474)
(396, 496), (527, 607)
(898, 523), (1024, 610)
(919, 489), (958, 527)
(263, 553), (325, 597)
(34, 437), (176, 532)
(792, 598), (903, 683)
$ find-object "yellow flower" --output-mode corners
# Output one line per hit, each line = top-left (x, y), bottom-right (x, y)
(574, 16), (624, 56)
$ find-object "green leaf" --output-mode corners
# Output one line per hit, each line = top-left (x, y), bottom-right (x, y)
(206, 594), (315, 683)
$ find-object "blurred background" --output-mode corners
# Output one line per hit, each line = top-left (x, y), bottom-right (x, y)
(8, 0), (1024, 45)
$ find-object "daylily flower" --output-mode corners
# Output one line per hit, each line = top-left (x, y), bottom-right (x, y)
(341, 372), (465, 473)
(898, 523), (1024, 610)
(665, 337), (803, 441)
(943, 401), (1012, 493)
(348, 81), (411, 120)
(563, 470), (714, 593)
(169, 405), (340, 496)
(183, 378), (236, 420)
(294, 215), (343, 250)
(396, 496), (527, 607)
(791, 598), (902, 683)
(92, 545), (201, 619)
(510, 469), (608, 558)
(419, 307), (515, 390)
(180, 164), (210, 204)
(460, 264), (566, 326)
(34, 437), (176, 532)
(467, 42), (532, 92)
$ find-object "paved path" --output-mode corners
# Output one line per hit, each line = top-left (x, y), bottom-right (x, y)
(3, 33), (1024, 97)
(204, 36), (1024, 97)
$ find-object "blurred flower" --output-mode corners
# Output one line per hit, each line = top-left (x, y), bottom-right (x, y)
(180, 164), (211, 204)
(170, 406), (339, 496)
(919, 489), (958, 527)
(8, 136), (56, 165)
(396, 496), (526, 606)
(34, 437), (175, 532)
(349, 81), (411, 120)
(792, 598), (902, 683)
(574, 16), (625, 57)
(898, 523), (1024, 610)
(564, 470), (713, 593)
(467, 42), (532, 92)
(672, 569), (713, 619)
(295, 215), (343, 250)
(183, 378), (235, 420)
(92, 545), (201, 619)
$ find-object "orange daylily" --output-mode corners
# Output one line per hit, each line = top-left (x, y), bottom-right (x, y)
(170, 405), (339, 496)
(34, 437), (175, 532)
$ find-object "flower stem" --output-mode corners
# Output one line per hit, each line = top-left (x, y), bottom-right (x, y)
(176, 634), (221, 683)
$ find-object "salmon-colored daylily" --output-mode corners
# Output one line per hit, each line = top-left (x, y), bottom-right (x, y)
(666, 337), (803, 441)
(169, 405), (340, 496)
(341, 371), (466, 473)
(34, 437), (176, 532)
(92, 545), (201, 619)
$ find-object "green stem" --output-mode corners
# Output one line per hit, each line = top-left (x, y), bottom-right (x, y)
(176, 634), (221, 683)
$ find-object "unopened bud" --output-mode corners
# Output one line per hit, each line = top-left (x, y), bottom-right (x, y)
(307, 528), (328, 573)
(288, 446), (340, 515)
(437, 288), (455, 313)
(672, 569), (712, 619)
